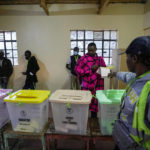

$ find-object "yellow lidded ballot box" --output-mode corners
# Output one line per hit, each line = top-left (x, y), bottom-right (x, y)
(4, 90), (50, 133)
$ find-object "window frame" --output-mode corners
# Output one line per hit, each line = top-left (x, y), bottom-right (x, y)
(70, 30), (118, 66)
(0, 31), (18, 66)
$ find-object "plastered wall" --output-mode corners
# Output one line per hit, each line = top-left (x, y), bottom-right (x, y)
(0, 4), (144, 92)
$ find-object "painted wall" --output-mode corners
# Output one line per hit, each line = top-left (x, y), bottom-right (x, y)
(144, 0), (150, 35)
(0, 4), (144, 92)
(144, 28), (150, 35)
(145, 0), (150, 13)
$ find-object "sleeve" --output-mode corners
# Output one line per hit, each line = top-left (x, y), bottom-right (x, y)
(32, 57), (39, 74)
(116, 72), (136, 84)
(99, 57), (106, 67)
(27, 56), (39, 75)
(7, 59), (13, 77)
(75, 57), (92, 77)
(66, 57), (71, 64)
(66, 56), (71, 70)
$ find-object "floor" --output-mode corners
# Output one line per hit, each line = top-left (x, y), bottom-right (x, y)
(7, 139), (115, 150)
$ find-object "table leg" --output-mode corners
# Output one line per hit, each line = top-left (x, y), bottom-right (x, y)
(86, 139), (89, 150)
(46, 136), (50, 150)
(41, 135), (46, 150)
(0, 131), (4, 150)
(4, 133), (9, 150)
(54, 139), (57, 150)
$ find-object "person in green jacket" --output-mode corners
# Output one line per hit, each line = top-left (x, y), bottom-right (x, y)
(112, 36), (150, 150)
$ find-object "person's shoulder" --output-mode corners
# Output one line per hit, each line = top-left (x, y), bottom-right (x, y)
(79, 54), (88, 63)
(4, 57), (11, 62)
(80, 54), (87, 60)
(83, 53), (89, 57)
(95, 53), (101, 58)
(31, 56), (37, 61)
(98, 56), (104, 60)
(31, 56), (36, 59)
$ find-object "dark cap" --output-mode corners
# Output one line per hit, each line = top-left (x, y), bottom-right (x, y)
(119, 36), (150, 57)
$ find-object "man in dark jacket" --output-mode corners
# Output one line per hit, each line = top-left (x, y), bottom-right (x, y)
(22, 50), (40, 89)
(0, 50), (13, 89)
(66, 47), (81, 89)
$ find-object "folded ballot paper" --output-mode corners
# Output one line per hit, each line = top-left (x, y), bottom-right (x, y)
(97, 67), (111, 78)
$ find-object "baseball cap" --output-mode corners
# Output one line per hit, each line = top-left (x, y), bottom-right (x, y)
(119, 36), (150, 57)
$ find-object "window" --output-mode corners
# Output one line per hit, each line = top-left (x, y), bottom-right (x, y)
(70, 30), (118, 66)
(0, 31), (18, 65)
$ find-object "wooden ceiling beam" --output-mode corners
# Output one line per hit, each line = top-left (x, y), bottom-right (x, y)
(40, 0), (49, 15)
(0, 0), (39, 5)
(46, 0), (98, 4)
(110, 0), (142, 3)
(0, 0), (145, 5)
(98, 0), (110, 15)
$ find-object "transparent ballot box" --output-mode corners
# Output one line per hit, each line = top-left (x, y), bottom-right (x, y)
(50, 90), (92, 135)
(96, 89), (125, 135)
(0, 89), (12, 129)
(4, 90), (50, 132)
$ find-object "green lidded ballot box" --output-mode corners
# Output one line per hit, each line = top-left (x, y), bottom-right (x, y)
(96, 89), (125, 135)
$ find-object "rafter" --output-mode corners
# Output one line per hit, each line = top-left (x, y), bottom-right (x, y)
(110, 0), (142, 2)
(40, 0), (49, 15)
(0, 0), (146, 5)
(46, 0), (98, 3)
(98, 0), (110, 15)
(0, 0), (39, 5)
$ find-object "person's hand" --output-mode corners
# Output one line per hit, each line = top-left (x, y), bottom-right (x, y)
(22, 72), (27, 75)
(108, 72), (117, 78)
(91, 65), (98, 72)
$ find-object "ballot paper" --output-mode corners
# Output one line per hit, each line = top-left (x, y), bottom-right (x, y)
(97, 67), (110, 78)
